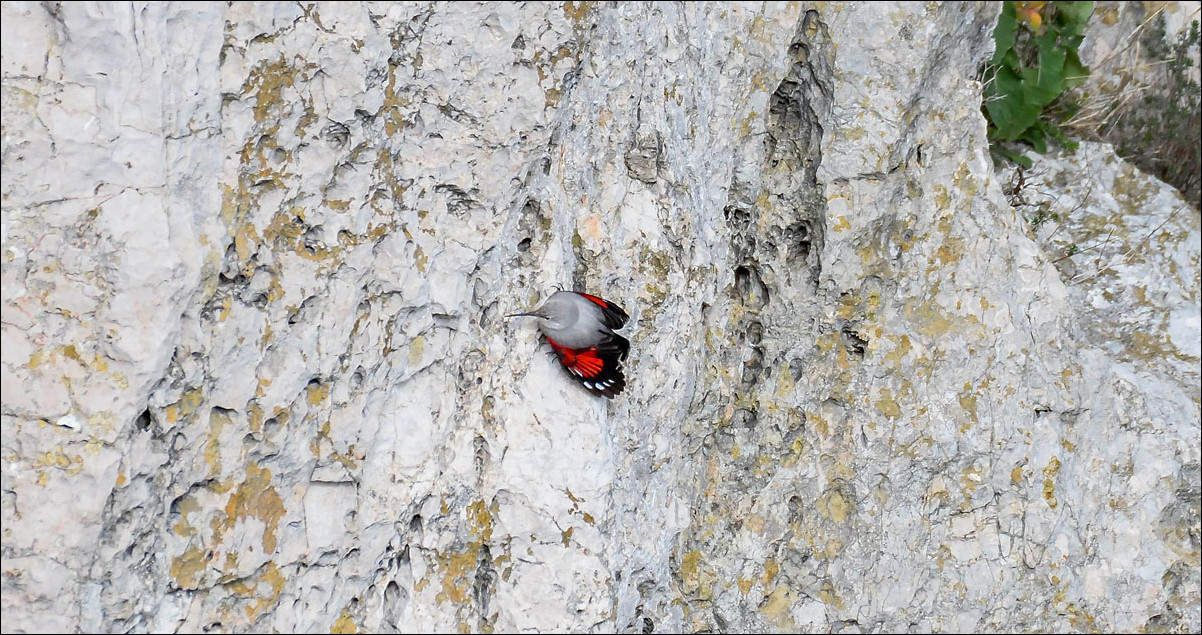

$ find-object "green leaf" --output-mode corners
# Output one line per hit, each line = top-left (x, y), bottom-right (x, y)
(999, 47), (1022, 72)
(1021, 121), (1049, 153)
(982, 1), (1094, 156)
(1024, 30), (1067, 107)
(1053, 1), (1094, 37)
(992, 2), (1018, 65)
(1044, 119), (1079, 150)
(1061, 48), (1089, 90)
(991, 143), (1033, 168)
(986, 66), (1043, 140)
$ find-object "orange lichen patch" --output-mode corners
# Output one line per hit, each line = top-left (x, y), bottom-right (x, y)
(817, 579), (845, 610)
(380, 62), (414, 136)
(1065, 602), (1098, 631)
(933, 235), (966, 268)
(223, 463), (286, 554)
(808, 411), (830, 438)
(952, 162), (978, 198)
(1043, 457), (1061, 509)
(815, 331), (852, 372)
(835, 293), (859, 321)
(408, 336), (425, 368)
(166, 387), (205, 424)
(904, 294), (981, 340)
(242, 55), (316, 124)
(205, 408), (233, 477)
(413, 244), (428, 272)
(433, 499), (499, 608)
(35, 446), (76, 471)
(247, 401), (265, 434)
(434, 548), (477, 606)
(934, 544), (953, 571)
(562, 1), (594, 26)
(306, 380), (330, 406)
(237, 561), (286, 622)
(763, 559), (779, 586)
(1124, 330), (1197, 365)
(467, 499), (496, 543)
(761, 586), (798, 630)
(958, 384), (979, 431)
(884, 334), (912, 367)
(172, 494), (201, 537)
(875, 388), (902, 420)
(330, 606), (359, 634)
(60, 344), (83, 364)
(678, 549), (704, 595)
(203, 559), (289, 628)
(960, 464), (983, 511)
(738, 576), (754, 595)
(934, 184), (952, 211)
(170, 546), (209, 590)
(819, 488), (855, 523)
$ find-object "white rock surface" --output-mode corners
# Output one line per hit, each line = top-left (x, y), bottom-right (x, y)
(2, 2), (1198, 633)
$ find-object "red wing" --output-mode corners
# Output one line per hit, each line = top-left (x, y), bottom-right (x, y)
(545, 337), (627, 398)
(568, 348), (606, 377)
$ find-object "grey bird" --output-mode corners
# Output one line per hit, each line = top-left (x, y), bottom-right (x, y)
(506, 290), (631, 398)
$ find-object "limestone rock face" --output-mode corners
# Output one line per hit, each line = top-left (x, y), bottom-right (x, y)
(2, 2), (1198, 633)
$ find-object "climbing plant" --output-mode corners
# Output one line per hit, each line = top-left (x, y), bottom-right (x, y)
(983, 1), (1094, 167)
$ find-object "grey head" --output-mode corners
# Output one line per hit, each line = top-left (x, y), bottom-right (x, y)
(505, 290), (579, 329)
(506, 290), (596, 344)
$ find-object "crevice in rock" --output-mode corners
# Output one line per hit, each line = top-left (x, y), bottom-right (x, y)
(472, 434), (490, 478)
(841, 325), (868, 358)
(383, 579), (407, 630)
(720, 8), (834, 409)
(135, 408), (152, 432)
(683, 9), (840, 627)
(473, 542), (498, 630)
(762, 8), (833, 294)
(732, 264), (770, 311)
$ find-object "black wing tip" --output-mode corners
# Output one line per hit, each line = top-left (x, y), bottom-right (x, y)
(608, 304), (630, 328)
(579, 369), (626, 398)
(577, 291), (629, 329)
(605, 304), (630, 329)
(566, 348), (628, 398)
(598, 333), (631, 361)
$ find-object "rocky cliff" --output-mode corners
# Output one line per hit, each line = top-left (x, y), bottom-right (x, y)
(2, 2), (1198, 632)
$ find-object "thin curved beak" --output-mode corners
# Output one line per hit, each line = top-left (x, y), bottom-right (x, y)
(505, 311), (541, 319)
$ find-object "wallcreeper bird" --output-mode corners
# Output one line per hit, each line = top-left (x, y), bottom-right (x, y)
(507, 290), (630, 398)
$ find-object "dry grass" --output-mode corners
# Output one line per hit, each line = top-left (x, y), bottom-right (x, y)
(1057, 8), (1168, 134)
(1055, 5), (1201, 209)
